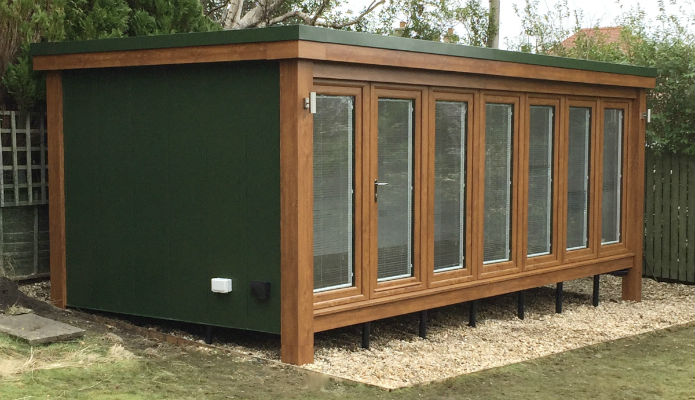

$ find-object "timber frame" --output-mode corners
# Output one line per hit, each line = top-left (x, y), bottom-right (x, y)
(34, 28), (654, 365)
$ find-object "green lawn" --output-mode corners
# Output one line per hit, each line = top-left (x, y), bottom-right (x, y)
(1, 323), (693, 399)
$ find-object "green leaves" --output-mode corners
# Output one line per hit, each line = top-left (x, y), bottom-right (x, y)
(1, 0), (219, 110)
(64, 0), (131, 41)
(509, 1), (695, 155)
(0, 0), (66, 109)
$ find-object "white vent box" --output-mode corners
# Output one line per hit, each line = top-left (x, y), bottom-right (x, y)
(211, 278), (233, 293)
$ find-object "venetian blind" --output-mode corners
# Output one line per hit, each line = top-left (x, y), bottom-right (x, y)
(602, 109), (623, 244)
(313, 95), (354, 291)
(567, 107), (591, 250)
(484, 103), (513, 263)
(434, 101), (467, 271)
(527, 106), (554, 256)
(377, 99), (414, 281)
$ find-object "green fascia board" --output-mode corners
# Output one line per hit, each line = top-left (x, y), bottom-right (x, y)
(30, 24), (656, 77)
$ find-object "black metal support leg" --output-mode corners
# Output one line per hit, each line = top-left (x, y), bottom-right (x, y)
(517, 291), (525, 320)
(419, 310), (427, 339)
(361, 322), (371, 349)
(593, 274), (600, 307)
(204, 325), (213, 345)
(555, 282), (564, 314)
(469, 300), (477, 327)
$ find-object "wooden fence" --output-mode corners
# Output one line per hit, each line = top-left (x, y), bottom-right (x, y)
(0, 111), (50, 280)
(644, 150), (695, 283)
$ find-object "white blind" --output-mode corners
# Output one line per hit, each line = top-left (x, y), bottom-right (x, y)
(602, 109), (623, 244)
(313, 95), (354, 291)
(527, 106), (554, 256)
(377, 99), (414, 281)
(483, 103), (513, 263)
(434, 101), (467, 271)
(567, 107), (591, 250)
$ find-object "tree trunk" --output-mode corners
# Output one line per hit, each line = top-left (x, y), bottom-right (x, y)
(487, 0), (500, 48)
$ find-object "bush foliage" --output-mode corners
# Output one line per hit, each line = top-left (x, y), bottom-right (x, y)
(1, 0), (218, 110)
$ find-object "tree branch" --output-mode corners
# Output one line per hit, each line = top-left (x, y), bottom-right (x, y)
(265, 10), (314, 26)
(221, 0), (242, 29)
(224, 0), (384, 30)
(235, 0), (284, 28)
(207, 1), (230, 18)
(324, 0), (384, 29)
(310, 0), (330, 26)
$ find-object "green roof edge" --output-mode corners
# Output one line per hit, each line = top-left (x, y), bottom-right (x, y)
(30, 25), (656, 78)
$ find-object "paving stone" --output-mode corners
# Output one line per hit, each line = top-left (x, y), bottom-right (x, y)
(0, 313), (84, 345)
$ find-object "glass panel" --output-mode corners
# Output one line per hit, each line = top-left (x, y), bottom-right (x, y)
(602, 109), (623, 244)
(484, 103), (513, 263)
(377, 98), (414, 281)
(567, 107), (591, 250)
(313, 95), (354, 292)
(434, 101), (467, 272)
(528, 106), (554, 257)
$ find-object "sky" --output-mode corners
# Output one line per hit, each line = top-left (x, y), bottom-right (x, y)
(344, 0), (692, 49)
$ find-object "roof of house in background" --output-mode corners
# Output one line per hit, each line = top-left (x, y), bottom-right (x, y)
(562, 26), (623, 48)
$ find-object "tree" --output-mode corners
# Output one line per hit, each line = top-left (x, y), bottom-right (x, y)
(0, 0), (65, 108)
(1, 0), (218, 110)
(509, 0), (694, 155)
(486, 0), (498, 48)
(199, 0), (384, 30)
(358, 0), (496, 46)
(456, 0), (496, 47)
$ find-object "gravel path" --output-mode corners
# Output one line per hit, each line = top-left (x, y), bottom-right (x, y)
(299, 276), (694, 388)
(19, 276), (693, 389)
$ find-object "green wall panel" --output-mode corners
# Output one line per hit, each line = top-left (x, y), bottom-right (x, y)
(62, 62), (281, 333)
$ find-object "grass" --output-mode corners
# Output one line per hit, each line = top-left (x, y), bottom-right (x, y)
(0, 323), (693, 399)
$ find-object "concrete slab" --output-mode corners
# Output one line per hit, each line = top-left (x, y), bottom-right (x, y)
(0, 313), (85, 345)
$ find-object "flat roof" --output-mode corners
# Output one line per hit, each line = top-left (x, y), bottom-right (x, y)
(30, 25), (656, 77)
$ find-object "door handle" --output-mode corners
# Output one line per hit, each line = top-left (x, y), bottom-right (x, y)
(374, 179), (389, 201)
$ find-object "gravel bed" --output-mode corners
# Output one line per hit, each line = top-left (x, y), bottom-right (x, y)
(17, 280), (51, 303)
(17, 276), (694, 389)
(217, 276), (694, 389)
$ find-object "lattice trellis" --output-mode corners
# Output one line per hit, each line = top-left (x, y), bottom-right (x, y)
(0, 111), (48, 207)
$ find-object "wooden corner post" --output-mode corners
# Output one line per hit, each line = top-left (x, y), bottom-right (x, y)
(622, 89), (646, 301)
(279, 59), (315, 364)
(46, 71), (67, 308)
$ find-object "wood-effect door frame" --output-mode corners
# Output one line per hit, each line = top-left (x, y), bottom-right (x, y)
(476, 92), (524, 278)
(369, 85), (428, 298)
(311, 82), (371, 310)
(562, 98), (599, 263)
(597, 100), (631, 257)
(427, 89), (476, 287)
(522, 95), (563, 271)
